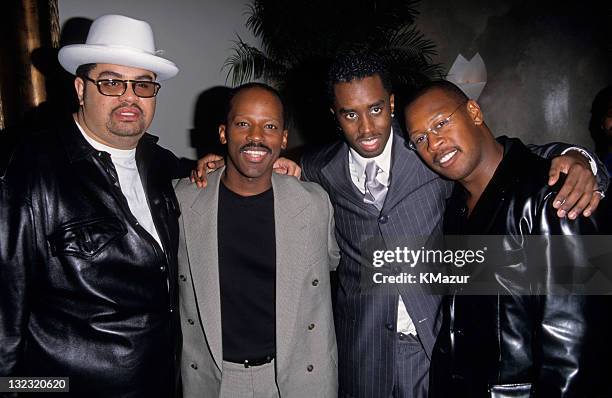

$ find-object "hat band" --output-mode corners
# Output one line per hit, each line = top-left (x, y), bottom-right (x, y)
(85, 43), (164, 56)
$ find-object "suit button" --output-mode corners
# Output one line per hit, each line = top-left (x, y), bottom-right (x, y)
(190, 362), (198, 369)
(188, 319), (195, 325)
(312, 279), (319, 286)
(385, 323), (394, 331)
(378, 215), (388, 224)
(307, 364), (314, 372)
(179, 274), (187, 282)
(308, 323), (315, 330)
(160, 266), (166, 272)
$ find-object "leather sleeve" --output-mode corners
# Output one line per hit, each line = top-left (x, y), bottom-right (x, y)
(531, 194), (599, 396)
(0, 178), (34, 376)
(526, 140), (609, 192)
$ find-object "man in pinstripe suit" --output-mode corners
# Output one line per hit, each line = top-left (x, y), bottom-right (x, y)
(300, 53), (606, 398)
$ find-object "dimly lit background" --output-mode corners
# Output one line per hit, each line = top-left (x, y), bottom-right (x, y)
(2, 0), (610, 160)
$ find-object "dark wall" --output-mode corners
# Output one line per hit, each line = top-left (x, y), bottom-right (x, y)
(416, 0), (611, 148)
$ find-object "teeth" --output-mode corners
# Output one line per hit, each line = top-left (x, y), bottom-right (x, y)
(440, 150), (457, 164)
(120, 112), (136, 116)
(244, 150), (266, 156)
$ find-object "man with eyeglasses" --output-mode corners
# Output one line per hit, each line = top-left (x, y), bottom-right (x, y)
(299, 53), (608, 398)
(0, 14), (183, 397)
(404, 80), (606, 397)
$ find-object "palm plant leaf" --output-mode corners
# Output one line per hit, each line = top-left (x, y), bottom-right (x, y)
(224, 0), (442, 145)
(223, 36), (287, 86)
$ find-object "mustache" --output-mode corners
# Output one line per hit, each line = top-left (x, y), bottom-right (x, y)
(239, 142), (272, 153)
(357, 132), (382, 140)
(112, 103), (144, 114)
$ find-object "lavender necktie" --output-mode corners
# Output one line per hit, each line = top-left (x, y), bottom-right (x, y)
(363, 160), (387, 211)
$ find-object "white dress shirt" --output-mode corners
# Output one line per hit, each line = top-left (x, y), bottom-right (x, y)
(75, 121), (163, 249)
(348, 129), (417, 335)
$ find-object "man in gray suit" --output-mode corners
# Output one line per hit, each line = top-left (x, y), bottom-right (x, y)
(176, 83), (340, 397)
(300, 53), (607, 398)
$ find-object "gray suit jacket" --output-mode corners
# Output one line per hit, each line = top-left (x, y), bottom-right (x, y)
(175, 168), (340, 397)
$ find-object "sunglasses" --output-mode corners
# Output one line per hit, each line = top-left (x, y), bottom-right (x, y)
(82, 76), (161, 98)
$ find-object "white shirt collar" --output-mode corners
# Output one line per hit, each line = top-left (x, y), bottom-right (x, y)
(74, 119), (136, 160)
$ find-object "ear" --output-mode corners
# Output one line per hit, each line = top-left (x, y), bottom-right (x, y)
(390, 93), (395, 115)
(218, 125), (227, 144)
(74, 77), (85, 106)
(466, 99), (484, 125)
(281, 129), (288, 150)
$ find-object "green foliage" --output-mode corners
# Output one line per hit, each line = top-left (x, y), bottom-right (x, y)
(224, 0), (442, 148)
(225, 0), (442, 88)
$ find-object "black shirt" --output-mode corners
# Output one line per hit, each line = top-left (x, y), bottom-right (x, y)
(218, 182), (276, 361)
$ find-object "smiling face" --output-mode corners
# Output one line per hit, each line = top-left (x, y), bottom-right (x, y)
(219, 86), (288, 194)
(331, 74), (394, 158)
(404, 88), (486, 183)
(74, 63), (156, 149)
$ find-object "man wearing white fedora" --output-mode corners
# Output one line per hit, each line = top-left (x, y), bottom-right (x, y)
(0, 14), (184, 397)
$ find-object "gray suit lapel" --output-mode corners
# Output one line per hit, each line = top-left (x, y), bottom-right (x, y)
(272, 174), (310, 369)
(185, 169), (223, 369)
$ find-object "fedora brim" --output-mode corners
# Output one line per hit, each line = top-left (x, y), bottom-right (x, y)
(58, 44), (179, 81)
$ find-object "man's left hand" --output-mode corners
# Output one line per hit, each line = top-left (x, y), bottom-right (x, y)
(548, 152), (601, 219)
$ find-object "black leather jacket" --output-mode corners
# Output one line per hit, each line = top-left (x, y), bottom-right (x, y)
(0, 120), (181, 397)
(429, 137), (603, 398)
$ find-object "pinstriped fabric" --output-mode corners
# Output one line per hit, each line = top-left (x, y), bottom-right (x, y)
(393, 338), (429, 397)
(302, 130), (453, 398)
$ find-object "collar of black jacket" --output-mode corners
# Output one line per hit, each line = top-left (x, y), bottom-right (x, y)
(61, 118), (159, 163)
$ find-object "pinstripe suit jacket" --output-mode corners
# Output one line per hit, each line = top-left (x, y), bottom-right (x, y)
(302, 129), (454, 398)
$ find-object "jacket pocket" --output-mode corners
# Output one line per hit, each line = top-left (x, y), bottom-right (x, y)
(489, 383), (531, 398)
(48, 216), (127, 259)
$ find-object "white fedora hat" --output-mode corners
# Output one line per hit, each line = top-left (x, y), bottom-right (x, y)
(58, 14), (179, 81)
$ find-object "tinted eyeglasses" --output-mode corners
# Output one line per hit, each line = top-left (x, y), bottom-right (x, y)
(408, 100), (467, 150)
(82, 76), (161, 98)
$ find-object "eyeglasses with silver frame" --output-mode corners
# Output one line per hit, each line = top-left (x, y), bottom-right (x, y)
(82, 76), (161, 98)
(408, 100), (467, 150)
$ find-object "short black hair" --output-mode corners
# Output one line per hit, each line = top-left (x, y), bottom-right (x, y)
(75, 63), (97, 78)
(404, 80), (468, 110)
(400, 80), (469, 133)
(224, 82), (287, 128)
(326, 52), (393, 102)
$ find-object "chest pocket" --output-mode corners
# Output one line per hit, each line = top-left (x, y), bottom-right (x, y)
(48, 216), (127, 259)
